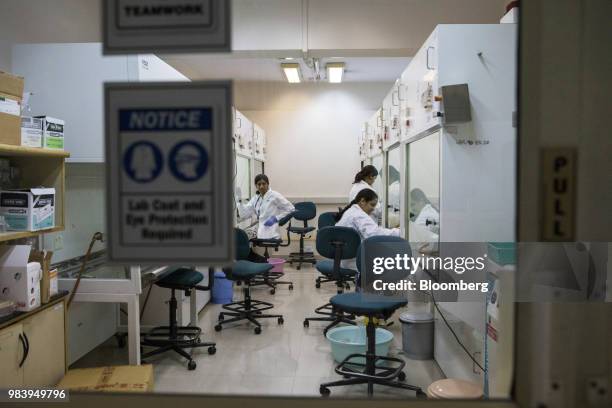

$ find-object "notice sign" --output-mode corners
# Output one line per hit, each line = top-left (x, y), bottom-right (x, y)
(104, 0), (230, 54)
(105, 82), (233, 264)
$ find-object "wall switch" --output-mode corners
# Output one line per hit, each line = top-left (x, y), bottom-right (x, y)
(53, 234), (64, 251)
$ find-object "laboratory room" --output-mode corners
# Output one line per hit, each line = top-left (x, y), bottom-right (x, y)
(0, 0), (525, 402)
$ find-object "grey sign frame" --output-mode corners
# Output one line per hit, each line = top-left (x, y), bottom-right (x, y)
(103, 0), (231, 54)
(105, 81), (234, 265)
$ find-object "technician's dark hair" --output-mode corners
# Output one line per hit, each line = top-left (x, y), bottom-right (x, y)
(254, 174), (269, 185)
(353, 165), (378, 184)
(335, 188), (378, 222)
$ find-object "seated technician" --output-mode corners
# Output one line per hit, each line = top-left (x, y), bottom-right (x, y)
(348, 165), (382, 223)
(237, 173), (295, 241)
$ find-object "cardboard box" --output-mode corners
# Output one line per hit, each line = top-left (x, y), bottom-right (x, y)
(57, 365), (154, 393)
(29, 249), (54, 304)
(0, 188), (56, 231)
(21, 116), (43, 148)
(0, 245), (41, 312)
(35, 116), (64, 150)
(0, 71), (24, 146)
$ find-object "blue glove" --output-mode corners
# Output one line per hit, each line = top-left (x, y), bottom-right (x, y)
(264, 216), (278, 227)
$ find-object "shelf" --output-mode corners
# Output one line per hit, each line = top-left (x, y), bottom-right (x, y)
(0, 143), (70, 158)
(0, 226), (64, 243)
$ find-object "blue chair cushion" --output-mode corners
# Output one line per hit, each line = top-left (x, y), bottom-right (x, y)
(288, 226), (316, 234)
(316, 260), (357, 278)
(231, 260), (274, 279)
(330, 293), (407, 316)
(157, 268), (203, 288)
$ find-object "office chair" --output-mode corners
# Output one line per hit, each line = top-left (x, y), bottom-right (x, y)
(214, 229), (285, 334)
(303, 226), (360, 334)
(141, 267), (216, 370)
(319, 236), (425, 397)
(313, 212), (352, 290)
(250, 212), (295, 294)
(287, 202), (317, 270)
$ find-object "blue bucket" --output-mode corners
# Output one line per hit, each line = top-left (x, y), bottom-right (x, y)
(211, 271), (233, 304)
(326, 325), (394, 364)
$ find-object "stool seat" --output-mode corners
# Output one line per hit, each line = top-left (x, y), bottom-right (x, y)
(157, 268), (203, 289)
(251, 238), (282, 246)
(288, 226), (315, 234)
(231, 260), (274, 279)
(330, 293), (406, 316)
(316, 260), (357, 278)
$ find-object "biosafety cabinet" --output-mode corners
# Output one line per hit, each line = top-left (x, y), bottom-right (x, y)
(233, 109), (254, 158)
(252, 123), (266, 162)
(365, 110), (383, 159)
(381, 81), (402, 150)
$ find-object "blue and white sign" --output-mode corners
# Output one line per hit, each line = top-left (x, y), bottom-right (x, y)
(104, 0), (231, 54)
(105, 82), (233, 264)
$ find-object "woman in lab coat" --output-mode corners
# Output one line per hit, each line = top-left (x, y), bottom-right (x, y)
(348, 165), (382, 223)
(409, 188), (439, 234)
(336, 188), (399, 242)
(237, 174), (295, 241)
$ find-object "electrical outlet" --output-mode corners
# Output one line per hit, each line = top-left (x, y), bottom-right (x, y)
(53, 234), (64, 251)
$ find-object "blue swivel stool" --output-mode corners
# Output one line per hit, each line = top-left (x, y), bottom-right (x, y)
(314, 212), (353, 291)
(319, 236), (425, 397)
(303, 226), (360, 334)
(141, 267), (216, 370)
(215, 229), (285, 334)
(250, 213), (295, 294)
(287, 202), (317, 270)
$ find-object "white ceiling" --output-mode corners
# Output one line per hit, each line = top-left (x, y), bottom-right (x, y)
(160, 55), (412, 82)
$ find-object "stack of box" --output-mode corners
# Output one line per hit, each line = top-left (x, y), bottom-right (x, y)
(0, 71), (24, 145)
(0, 70), (65, 149)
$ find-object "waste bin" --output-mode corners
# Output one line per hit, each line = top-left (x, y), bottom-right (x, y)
(211, 271), (233, 304)
(399, 311), (434, 360)
(267, 258), (285, 273)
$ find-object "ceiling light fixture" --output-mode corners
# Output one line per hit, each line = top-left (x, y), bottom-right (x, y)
(281, 63), (302, 83)
(326, 62), (345, 83)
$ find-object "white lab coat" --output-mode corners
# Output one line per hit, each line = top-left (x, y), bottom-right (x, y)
(336, 204), (400, 271)
(238, 189), (295, 239)
(387, 181), (401, 228)
(348, 181), (382, 223)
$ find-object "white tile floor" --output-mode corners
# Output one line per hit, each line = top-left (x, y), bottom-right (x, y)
(72, 265), (445, 398)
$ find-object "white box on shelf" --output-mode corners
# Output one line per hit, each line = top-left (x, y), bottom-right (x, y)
(0, 246), (42, 312)
(0, 187), (56, 231)
(35, 116), (64, 150)
(20, 116), (43, 148)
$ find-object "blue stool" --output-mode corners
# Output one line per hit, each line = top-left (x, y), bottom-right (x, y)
(287, 201), (317, 270)
(303, 226), (360, 334)
(141, 267), (216, 370)
(319, 236), (425, 398)
(214, 229), (285, 334)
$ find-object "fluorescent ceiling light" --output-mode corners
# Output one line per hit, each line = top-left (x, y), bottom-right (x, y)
(327, 62), (345, 83)
(281, 63), (301, 83)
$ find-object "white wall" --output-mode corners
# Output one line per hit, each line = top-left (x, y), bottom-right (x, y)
(0, 41), (11, 72)
(239, 81), (392, 200)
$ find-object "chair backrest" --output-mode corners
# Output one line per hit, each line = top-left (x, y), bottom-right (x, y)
(235, 228), (251, 260)
(318, 212), (337, 229)
(316, 226), (361, 260)
(356, 236), (412, 287)
(293, 202), (317, 223)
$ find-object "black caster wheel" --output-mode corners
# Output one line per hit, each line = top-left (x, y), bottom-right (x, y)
(319, 386), (331, 397)
(254, 327), (262, 335)
(214, 324), (222, 332)
(303, 320), (309, 328)
(297, 266), (301, 271)
(337, 289), (343, 294)
(315, 282), (321, 289)
(188, 360), (197, 370)
(236, 281), (242, 286)
(270, 288), (276, 295)
(208, 346), (217, 355)
(289, 285), (294, 290)
(398, 372), (406, 381)
(416, 389), (427, 399)
(218, 313), (224, 321)
(345, 284), (351, 290)
(278, 317), (284, 325)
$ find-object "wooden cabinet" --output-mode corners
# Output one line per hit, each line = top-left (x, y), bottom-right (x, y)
(0, 296), (67, 388)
